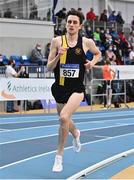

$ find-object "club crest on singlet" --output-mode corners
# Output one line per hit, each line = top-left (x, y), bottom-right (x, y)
(75, 48), (82, 55)
(60, 64), (80, 78)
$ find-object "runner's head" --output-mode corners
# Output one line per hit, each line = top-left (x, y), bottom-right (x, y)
(66, 9), (84, 35)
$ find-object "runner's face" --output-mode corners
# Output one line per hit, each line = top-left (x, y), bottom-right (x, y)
(66, 15), (82, 35)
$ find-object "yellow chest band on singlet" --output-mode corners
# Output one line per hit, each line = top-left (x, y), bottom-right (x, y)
(59, 35), (68, 86)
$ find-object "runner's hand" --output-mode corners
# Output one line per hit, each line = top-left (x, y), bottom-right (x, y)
(58, 47), (68, 57)
(84, 60), (94, 69)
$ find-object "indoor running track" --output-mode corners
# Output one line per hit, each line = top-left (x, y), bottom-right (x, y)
(0, 108), (134, 179)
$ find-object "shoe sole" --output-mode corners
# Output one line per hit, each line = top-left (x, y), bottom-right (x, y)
(52, 166), (63, 172)
(72, 129), (81, 152)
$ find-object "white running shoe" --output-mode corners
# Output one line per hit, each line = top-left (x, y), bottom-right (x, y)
(52, 155), (63, 172)
(72, 129), (81, 152)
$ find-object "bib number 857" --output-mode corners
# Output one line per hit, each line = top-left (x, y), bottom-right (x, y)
(63, 69), (76, 77)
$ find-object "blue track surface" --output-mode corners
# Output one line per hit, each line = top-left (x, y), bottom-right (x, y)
(0, 108), (134, 179)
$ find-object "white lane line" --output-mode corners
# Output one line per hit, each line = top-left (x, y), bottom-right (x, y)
(0, 115), (103, 125)
(115, 123), (130, 125)
(0, 132), (134, 169)
(0, 114), (58, 120)
(0, 129), (7, 131)
(67, 149), (134, 180)
(0, 124), (59, 132)
(0, 114), (117, 125)
(0, 118), (58, 125)
(0, 133), (58, 145)
(1, 123), (134, 145)
(94, 135), (109, 138)
(0, 110), (134, 124)
(1, 117), (134, 133)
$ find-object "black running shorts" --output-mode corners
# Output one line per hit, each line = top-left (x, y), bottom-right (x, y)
(51, 83), (85, 103)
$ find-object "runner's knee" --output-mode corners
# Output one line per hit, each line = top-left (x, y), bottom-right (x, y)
(60, 112), (69, 124)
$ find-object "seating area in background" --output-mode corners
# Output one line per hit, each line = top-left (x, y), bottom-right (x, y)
(11, 55), (30, 66)
(0, 55), (48, 78)
(1, 55), (45, 66)
(2, 55), (8, 65)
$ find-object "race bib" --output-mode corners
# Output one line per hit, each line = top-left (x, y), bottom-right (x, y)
(60, 64), (80, 78)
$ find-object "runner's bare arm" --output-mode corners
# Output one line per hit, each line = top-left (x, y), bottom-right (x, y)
(47, 37), (68, 71)
(83, 38), (101, 69)
(110, 68), (116, 79)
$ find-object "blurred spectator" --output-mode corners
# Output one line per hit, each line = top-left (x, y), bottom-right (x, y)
(30, 43), (46, 65)
(95, 60), (116, 107)
(4, 8), (12, 18)
(86, 8), (96, 21)
(113, 38), (122, 56)
(47, 8), (51, 21)
(77, 7), (85, 21)
(44, 42), (50, 65)
(99, 9), (108, 22)
(102, 60), (116, 107)
(60, 18), (66, 33)
(85, 26), (94, 39)
(105, 29), (113, 48)
(93, 28), (101, 46)
(129, 46), (134, 65)
(54, 7), (66, 34)
(18, 65), (29, 78)
(108, 11), (116, 23)
(119, 31), (131, 64)
(105, 45), (116, 65)
(99, 29), (107, 56)
(131, 16), (134, 30)
(128, 31), (134, 47)
(100, 28), (106, 43)
(29, 3), (38, 19)
(119, 31), (128, 43)
(0, 54), (4, 66)
(105, 28), (110, 35)
(110, 28), (119, 40)
(55, 7), (66, 28)
(79, 25), (86, 37)
(55, 7), (66, 20)
(17, 65), (29, 110)
(5, 59), (24, 113)
(123, 47), (131, 65)
(0, 10), (2, 18)
(116, 11), (125, 25)
(5, 59), (24, 78)
(113, 44), (123, 65)
(105, 35), (113, 48)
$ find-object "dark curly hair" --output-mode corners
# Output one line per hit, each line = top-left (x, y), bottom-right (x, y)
(66, 9), (84, 25)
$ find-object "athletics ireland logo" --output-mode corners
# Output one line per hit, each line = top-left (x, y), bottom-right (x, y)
(7, 81), (12, 91)
(0, 81), (16, 99)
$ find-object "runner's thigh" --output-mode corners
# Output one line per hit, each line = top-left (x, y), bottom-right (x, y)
(61, 92), (84, 117)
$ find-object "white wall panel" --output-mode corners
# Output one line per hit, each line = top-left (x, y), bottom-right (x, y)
(0, 18), (54, 56)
